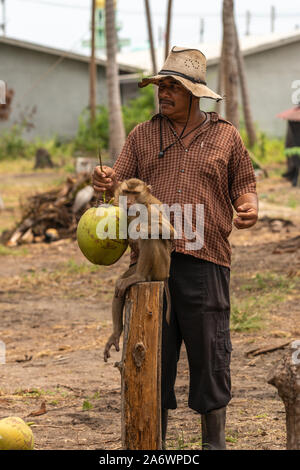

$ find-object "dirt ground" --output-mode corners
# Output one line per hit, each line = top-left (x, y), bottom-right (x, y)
(0, 169), (299, 450)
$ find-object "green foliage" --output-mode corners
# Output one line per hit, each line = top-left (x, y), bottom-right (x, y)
(284, 147), (300, 157)
(122, 86), (155, 135)
(82, 399), (93, 411)
(230, 299), (262, 332)
(0, 125), (28, 160)
(239, 125), (285, 165)
(0, 124), (74, 163)
(74, 87), (155, 152)
(75, 106), (109, 152)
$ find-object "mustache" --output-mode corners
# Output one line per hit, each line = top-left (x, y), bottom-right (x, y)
(159, 99), (175, 106)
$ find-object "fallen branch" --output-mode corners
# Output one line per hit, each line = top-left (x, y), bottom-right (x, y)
(246, 341), (291, 357)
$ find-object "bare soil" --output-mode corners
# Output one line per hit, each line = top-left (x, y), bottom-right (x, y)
(0, 173), (299, 450)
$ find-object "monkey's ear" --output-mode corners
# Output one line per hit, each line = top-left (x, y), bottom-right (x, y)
(147, 185), (152, 192)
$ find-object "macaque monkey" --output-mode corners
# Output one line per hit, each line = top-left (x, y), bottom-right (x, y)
(103, 178), (175, 362)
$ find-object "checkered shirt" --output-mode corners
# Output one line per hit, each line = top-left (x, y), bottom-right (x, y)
(113, 112), (257, 268)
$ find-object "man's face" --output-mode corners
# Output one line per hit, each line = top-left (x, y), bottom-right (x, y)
(158, 78), (191, 119)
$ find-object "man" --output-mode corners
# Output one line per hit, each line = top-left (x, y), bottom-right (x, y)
(93, 47), (258, 450)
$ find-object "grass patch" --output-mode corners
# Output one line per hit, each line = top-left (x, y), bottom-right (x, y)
(231, 299), (263, 332)
(241, 272), (297, 294)
(0, 244), (29, 256)
(231, 271), (300, 332)
(82, 399), (93, 411)
(64, 259), (100, 275)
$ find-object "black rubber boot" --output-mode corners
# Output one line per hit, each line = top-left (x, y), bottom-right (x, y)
(161, 408), (168, 450)
(201, 406), (226, 450)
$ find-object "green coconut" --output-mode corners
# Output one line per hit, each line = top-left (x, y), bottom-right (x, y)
(0, 416), (34, 450)
(77, 204), (128, 266)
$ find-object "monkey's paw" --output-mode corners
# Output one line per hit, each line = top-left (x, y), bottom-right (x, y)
(114, 279), (127, 298)
(103, 334), (120, 362)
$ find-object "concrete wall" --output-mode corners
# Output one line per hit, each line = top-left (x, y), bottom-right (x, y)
(201, 40), (300, 138)
(0, 43), (128, 140)
(1, 39), (299, 140)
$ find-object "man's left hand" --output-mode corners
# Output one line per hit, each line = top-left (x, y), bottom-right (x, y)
(233, 202), (258, 229)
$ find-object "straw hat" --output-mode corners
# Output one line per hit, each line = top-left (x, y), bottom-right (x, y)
(138, 46), (222, 101)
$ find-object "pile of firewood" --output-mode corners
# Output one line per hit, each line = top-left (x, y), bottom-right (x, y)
(1, 173), (98, 247)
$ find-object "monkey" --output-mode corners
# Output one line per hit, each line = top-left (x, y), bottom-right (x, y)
(103, 178), (175, 362)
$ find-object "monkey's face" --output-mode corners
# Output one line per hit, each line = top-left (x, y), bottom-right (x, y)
(118, 179), (151, 208)
(158, 78), (193, 120)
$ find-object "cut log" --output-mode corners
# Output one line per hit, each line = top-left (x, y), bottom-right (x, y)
(268, 341), (300, 449)
(121, 281), (164, 450)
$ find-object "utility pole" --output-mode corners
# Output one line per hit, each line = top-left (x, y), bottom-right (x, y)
(89, 0), (97, 124)
(271, 5), (275, 33)
(165, 0), (173, 59)
(144, 0), (157, 74)
(245, 10), (251, 36)
(200, 18), (204, 43)
(1, 0), (6, 36)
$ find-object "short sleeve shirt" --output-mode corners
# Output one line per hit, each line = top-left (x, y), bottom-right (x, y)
(113, 112), (257, 268)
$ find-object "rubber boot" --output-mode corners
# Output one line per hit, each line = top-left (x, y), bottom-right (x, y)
(161, 408), (168, 450)
(201, 406), (226, 450)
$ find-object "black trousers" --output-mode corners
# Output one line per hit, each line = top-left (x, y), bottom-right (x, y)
(162, 252), (232, 414)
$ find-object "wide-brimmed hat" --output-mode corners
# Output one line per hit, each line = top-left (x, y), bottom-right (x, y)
(138, 46), (222, 101)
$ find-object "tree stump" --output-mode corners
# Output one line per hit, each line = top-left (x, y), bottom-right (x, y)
(268, 341), (300, 449)
(34, 148), (54, 169)
(120, 281), (164, 450)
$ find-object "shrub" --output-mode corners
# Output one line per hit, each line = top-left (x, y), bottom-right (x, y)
(74, 86), (155, 153)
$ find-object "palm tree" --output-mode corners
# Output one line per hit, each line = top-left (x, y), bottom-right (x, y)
(215, 39), (225, 115)
(144, 0), (159, 113)
(165, 0), (173, 59)
(105, 0), (125, 160)
(89, 0), (97, 124)
(222, 0), (239, 128)
(233, 20), (257, 146)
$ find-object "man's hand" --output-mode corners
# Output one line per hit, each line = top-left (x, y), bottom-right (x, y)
(233, 193), (258, 230)
(92, 165), (118, 197)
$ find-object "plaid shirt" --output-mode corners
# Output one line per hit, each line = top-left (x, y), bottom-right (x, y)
(113, 112), (256, 268)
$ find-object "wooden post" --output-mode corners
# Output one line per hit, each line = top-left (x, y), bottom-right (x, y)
(89, 0), (96, 124)
(268, 341), (300, 449)
(120, 281), (164, 450)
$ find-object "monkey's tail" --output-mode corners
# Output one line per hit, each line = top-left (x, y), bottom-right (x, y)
(164, 280), (171, 325)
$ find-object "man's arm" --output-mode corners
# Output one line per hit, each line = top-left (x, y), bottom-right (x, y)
(233, 192), (258, 229)
(92, 129), (138, 198)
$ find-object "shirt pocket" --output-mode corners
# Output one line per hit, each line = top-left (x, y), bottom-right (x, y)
(198, 142), (229, 181)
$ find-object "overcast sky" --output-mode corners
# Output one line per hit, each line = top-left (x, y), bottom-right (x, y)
(1, 0), (300, 54)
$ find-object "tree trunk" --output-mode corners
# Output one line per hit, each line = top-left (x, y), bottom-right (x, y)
(268, 341), (300, 449)
(233, 20), (257, 147)
(105, 0), (126, 161)
(120, 282), (163, 450)
(144, 0), (159, 113)
(144, 0), (157, 75)
(222, 0), (239, 128)
(215, 40), (225, 115)
(165, 0), (173, 60)
(89, 0), (97, 124)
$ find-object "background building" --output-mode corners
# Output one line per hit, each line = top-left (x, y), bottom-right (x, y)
(0, 36), (140, 140)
